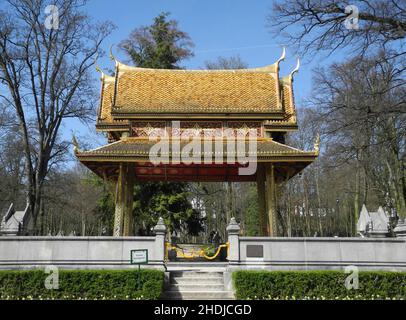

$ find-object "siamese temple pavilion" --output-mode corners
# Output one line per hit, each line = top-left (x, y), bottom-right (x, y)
(75, 49), (318, 237)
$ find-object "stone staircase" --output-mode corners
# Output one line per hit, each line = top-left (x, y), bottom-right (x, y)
(162, 271), (234, 300)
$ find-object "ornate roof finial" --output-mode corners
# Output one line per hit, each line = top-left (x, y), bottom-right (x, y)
(94, 52), (104, 76)
(276, 46), (286, 66)
(95, 64), (102, 74)
(290, 57), (300, 78)
(109, 44), (116, 61)
(94, 52), (115, 82)
(72, 134), (80, 154)
(94, 51), (99, 67)
(314, 133), (320, 155)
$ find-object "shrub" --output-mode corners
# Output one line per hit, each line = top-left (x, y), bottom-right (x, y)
(0, 269), (164, 300)
(233, 270), (406, 300)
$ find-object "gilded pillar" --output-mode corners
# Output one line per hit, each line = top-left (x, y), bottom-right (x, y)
(113, 163), (135, 237)
(123, 163), (135, 236)
(256, 164), (268, 236)
(265, 163), (277, 236)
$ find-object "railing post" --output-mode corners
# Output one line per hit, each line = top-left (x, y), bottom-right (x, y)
(153, 217), (167, 267)
(226, 217), (240, 265)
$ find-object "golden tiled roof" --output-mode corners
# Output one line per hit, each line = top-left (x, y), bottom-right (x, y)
(76, 137), (317, 161)
(95, 55), (300, 129)
(112, 67), (281, 114)
(97, 74), (130, 129)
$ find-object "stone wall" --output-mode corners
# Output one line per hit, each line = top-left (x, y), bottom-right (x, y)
(237, 237), (406, 271)
(226, 218), (406, 271)
(1, 218), (406, 272)
(0, 236), (164, 270)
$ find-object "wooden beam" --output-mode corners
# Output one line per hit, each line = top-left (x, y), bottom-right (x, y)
(265, 163), (277, 236)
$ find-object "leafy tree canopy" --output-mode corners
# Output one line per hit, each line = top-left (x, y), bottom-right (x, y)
(134, 182), (203, 237)
(119, 12), (194, 69)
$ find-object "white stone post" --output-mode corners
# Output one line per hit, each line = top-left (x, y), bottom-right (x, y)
(153, 217), (167, 267)
(226, 217), (240, 265)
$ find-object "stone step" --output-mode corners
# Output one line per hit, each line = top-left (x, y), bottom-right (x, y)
(162, 291), (234, 300)
(163, 270), (234, 300)
(171, 277), (223, 285)
(168, 283), (225, 291)
(171, 271), (223, 278)
(166, 262), (228, 269)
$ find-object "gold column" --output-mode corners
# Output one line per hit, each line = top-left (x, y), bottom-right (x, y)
(113, 163), (135, 236)
(113, 163), (125, 236)
(256, 164), (268, 236)
(123, 163), (135, 236)
(265, 163), (277, 236)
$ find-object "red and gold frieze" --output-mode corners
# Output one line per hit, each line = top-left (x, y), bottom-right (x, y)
(131, 121), (263, 138)
(131, 121), (166, 137)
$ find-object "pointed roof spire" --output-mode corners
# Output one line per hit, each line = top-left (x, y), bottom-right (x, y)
(313, 133), (320, 154)
(95, 57), (105, 78)
(290, 57), (300, 78)
(276, 46), (286, 67)
(94, 53), (115, 82)
(72, 134), (80, 154)
(109, 44), (116, 61)
(94, 52), (106, 79)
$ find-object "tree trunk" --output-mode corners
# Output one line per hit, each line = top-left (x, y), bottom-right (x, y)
(354, 157), (361, 235)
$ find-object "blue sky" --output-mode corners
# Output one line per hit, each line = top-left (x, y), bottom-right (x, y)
(87, 0), (309, 86)
(66, 0), (342, 155)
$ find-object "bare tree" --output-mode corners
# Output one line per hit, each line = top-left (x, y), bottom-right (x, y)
(268, 0), (405, 57)
(204, 55), (248, 70)
(0, 0), (113, 234)
(311, 54), (406, 221)
(267, 0), (405, 230)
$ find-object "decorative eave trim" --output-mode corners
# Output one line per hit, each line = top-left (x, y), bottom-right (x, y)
(96, 121), (130, 131)
(96, 127), (129, 132)
(278, 58), (300, 127)
(75, 138), (318, 162)
(110, 112), (286, 120)
(95, 58), (116, 122)
(109, 45), (121, 109)
(106, 61), (282, 74)
(264, 124), (299, 132)
(97, 76), (104, 122)
(76, 154), (318, 163)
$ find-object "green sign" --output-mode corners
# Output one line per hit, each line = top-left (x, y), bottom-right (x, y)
(130, 249), (148, 265)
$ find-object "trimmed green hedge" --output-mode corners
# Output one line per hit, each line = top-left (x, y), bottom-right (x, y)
(233, 270), (406, 300)
(0, 269), (164, 300)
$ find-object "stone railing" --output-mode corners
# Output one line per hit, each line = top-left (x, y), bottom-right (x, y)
(0, 218), (167, 270)
(226, 217), (406, 271)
